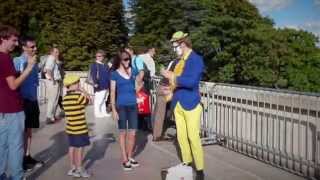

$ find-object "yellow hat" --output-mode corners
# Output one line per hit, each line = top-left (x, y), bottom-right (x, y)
(170, 31), (188, 42)
(63, 74), (80, 86)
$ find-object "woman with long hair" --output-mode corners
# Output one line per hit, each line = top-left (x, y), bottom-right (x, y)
(110, 49), (139, 171)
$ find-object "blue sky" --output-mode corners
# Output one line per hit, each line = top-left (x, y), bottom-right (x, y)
(249, 0), (320, 39)
(123, 0), (129, 8)
(123, 0), (320, 40)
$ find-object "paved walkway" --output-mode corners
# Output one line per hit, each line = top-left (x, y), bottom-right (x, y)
(24, 105), (306, 180)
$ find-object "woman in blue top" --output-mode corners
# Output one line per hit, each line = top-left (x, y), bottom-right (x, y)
(110, 49), (140, 171)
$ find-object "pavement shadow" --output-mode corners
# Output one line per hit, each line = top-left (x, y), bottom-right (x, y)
(27, 131), (68, 180)
(172, 136), (183, 162)
(83, 133), (116, 169)
(133, 131), (149, 157)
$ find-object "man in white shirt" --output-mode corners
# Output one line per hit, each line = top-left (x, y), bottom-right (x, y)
(140, 47), (156, 77)
(44, 46), (62, 124)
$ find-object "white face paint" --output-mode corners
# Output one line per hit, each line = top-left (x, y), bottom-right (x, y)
(173, 42), (183, 57)
(175, 46), (183, 57)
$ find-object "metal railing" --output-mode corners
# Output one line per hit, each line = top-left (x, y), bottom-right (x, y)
(39, 72), (320, 179)
(200, 82), (319, 179)
(151, 77), (320, 179)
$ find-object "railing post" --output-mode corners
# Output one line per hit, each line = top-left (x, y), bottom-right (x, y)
(315, 97), (320, 179)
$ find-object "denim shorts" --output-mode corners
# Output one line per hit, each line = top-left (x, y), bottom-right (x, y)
(117, 105), (138, 131)
(68, 133), (90, 148)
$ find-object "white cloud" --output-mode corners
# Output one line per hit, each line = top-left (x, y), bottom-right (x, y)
(281, 22), (320, 46)
(281, 24), (299, 30)
(283, 22), (320, 37)
(314, 0), (320, 6)
(248, 0), (294, 13)
(300, 22), (320, 37)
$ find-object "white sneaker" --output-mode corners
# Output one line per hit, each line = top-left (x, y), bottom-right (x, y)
(73, 169), (91, 178)
(129, 158), (140, 167)
(122, 161), (132, 171)
(67, 168), (76, 176)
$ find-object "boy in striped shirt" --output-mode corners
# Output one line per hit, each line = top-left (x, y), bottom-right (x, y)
(62, 74), (91, 178)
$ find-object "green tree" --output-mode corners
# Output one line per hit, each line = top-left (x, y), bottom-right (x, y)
(0, 0), (128, 70)
(129, 0), (205, 64)
(130, 0), (320, 92)
(35, 0), (127, 70)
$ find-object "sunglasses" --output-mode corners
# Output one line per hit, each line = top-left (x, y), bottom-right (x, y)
(28, 45), (36, 49)
(122, 58), (130, 62)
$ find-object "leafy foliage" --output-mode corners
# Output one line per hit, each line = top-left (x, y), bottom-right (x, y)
(0, 0), (127, 70)
(129, 0), (320, 92)
(2, 0), (320, 92)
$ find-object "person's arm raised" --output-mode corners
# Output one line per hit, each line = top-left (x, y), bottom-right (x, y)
(6, 55), (36, 90)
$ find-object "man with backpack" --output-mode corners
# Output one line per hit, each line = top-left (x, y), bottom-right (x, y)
(128, 47), (155, 132)
(138, 47), (155, 92)
(125, 47), (144, 90)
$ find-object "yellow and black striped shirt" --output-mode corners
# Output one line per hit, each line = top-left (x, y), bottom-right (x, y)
(62, 92), (89, 135)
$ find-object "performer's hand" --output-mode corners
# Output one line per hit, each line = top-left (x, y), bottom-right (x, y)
(160, 69), (170, 78)
(161, 70), (175, 87)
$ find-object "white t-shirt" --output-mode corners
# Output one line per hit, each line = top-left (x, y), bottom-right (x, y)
(140, 53), (155, 76)
(44, 55), (61, 80)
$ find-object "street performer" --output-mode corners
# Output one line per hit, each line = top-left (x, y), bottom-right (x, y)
(161, 31), (205, 180)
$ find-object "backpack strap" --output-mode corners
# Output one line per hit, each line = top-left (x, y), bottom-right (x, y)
(133, 56), (138, 71)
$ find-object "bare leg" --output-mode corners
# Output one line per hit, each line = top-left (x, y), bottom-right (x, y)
(127, 131), (136, 159)
(24, 128), (32, 156)
(68, 147), (75, 169)
(74, 147), (83, 169)
(119, 132), (128, 162)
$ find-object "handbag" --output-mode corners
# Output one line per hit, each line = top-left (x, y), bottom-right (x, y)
(162, 163), (193, 180)
(136, 89), (151, 115)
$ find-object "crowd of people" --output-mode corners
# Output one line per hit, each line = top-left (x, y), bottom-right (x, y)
(0, 24), (205, 180)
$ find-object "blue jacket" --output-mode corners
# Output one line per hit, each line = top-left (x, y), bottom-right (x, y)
(172, 51), (204, 110)
(91, 63), (110, 92)
(13, 54), (39, 101)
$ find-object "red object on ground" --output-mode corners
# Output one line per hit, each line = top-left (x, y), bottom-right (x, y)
(136, 89), (151, 115)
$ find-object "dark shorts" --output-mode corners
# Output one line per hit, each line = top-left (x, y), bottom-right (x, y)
(23, 99), (40, 129)
(117, 105), (138, 131)
(68, 133), (90, 148)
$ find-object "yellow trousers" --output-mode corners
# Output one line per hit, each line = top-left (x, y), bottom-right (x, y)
(174, 102), (204, 170)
